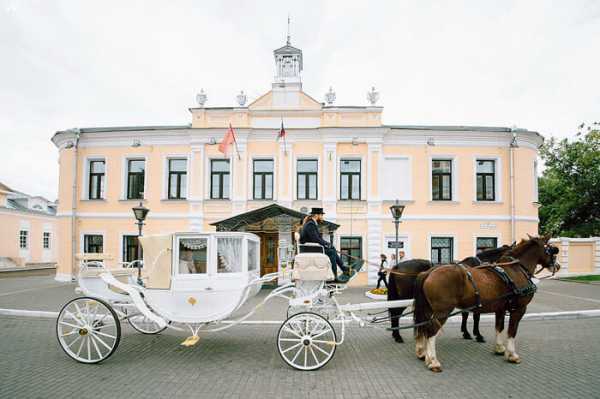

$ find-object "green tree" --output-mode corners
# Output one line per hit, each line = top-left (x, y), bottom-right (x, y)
(538, 123), (600, 237)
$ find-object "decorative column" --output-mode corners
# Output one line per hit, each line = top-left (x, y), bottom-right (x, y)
(322, 142), (337, 220)
(366, 142), (383, 286)
(188, 144), (205, 232)
(595, 238), (600, 274)
(278, 140), (292, 208)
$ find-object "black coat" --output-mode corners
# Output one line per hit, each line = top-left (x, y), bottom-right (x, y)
(299, 219), (329, 247)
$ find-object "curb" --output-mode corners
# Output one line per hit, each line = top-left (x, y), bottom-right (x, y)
(2, 307), (600, 324)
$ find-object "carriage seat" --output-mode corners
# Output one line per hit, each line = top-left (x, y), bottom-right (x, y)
(292, 252), (334, 281)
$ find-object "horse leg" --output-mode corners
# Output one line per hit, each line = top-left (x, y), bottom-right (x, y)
(390, 307), (405, 343)
(494, 310), (506, 355)
(505, 306), (527, 364)
(473, 311), (485, 343)
(425, 317), (446, 372)
(415, 334), (426, 360)
(461, 312), (472, 339)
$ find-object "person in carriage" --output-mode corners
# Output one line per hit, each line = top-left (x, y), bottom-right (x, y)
(299, 207), (362, 283)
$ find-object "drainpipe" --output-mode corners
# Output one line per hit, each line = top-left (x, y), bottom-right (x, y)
(70, 128), (81, 281)
(509, 130), (518, 243)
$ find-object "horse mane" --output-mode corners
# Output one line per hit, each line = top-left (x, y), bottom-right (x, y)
(507, 237), (540, 258)
(476, 245), (510, 262)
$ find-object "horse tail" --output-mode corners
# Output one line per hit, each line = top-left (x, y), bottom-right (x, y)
(413, 270), (434, 339)
(387, 269), (397, 301)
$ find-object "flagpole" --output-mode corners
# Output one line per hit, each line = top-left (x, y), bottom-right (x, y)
(230, 123), (242, 160)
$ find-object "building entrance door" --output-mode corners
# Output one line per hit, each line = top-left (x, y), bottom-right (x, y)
(260, 233), (279, 276)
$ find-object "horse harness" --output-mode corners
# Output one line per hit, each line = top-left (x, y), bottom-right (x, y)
(458, 257), (537, 311)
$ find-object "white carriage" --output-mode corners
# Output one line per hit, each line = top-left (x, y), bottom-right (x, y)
(56, 232), (413, 370)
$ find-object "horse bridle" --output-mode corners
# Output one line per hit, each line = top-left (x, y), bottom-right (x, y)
(535, 244), (560, 276)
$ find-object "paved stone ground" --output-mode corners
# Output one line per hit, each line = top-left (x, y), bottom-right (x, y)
(0, 315), (599, 399)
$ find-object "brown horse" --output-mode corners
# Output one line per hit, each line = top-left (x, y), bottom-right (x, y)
(413, 235), (560, 372)
(387, 244), (513, 343)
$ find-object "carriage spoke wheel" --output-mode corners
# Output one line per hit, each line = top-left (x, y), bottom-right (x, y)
(56, 297), (121, 364)
(277, 312), (336, 371)
(128, 313), (167, 335)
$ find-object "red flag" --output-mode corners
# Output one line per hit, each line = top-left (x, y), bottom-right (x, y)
(277, 120), (286, 141)
(219, 124), (236, 156)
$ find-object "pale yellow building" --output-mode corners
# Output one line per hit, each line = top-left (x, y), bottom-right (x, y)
(0, 182), (57, 267)
(51, 37), (543, 284)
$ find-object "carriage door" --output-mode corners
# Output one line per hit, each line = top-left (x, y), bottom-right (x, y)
(260, 233), (279, 276)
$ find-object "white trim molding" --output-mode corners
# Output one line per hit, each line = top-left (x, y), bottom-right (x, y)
(472, 155), (503, 203)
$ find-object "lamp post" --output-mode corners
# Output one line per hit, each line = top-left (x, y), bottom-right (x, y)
(132, 201), (149, 285)
(389, 200), (405, 266)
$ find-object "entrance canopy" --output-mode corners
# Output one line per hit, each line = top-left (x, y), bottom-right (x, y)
(210, 204), (339, 235)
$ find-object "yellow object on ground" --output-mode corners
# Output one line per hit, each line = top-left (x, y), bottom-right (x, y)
(180, 335), (200, 347)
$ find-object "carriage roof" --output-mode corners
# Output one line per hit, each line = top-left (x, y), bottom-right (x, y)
(139, 232), (260, 289)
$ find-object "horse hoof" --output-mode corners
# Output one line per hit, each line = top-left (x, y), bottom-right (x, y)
(417, 354), (425, 361)
(476, 336), (486, 343)
(494, 345), (505, 355)
(507, 355), (521, 364)
(394, 336), (404, 344)
(462, 333), (472, 340)
(494, 350), (505, 356)
(429, 366), (442, 373)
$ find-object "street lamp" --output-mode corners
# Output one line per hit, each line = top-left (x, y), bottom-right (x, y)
(389, 200), (405, 266)
(132, 201), (149, 285)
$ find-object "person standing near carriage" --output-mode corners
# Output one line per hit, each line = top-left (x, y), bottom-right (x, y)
(376, 254), (388, 289)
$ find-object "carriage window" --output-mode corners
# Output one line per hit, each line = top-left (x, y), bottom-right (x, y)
(431, 237), (453, 264)
(476, 237), (498, 254)
(432, 160), (452, 201)
(476, 160), (495, 201)
(217, 237), (242, 273)
(247, 240), (259, 271)
(178, 238), (208, 274)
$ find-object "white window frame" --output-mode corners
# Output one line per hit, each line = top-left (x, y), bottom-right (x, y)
(472, 234), (502, 255)
(293, 156), (320, 201)
(82, 156), (107, 200)
(338, 156), (365, 201)
(43, 231), (52, 250)
(206, 157), (233, 200)
(382, 155), (413, 201)
(473, 156), (502, 203)
(19, 229), (29, 250)
(429, 155), (458, 202)
(80, 232), (106, 255)
(428, 233), (458, 263)
(162, 155), (190, 200)
(248, 157), (277, 201)
(121, 155), (148, 201)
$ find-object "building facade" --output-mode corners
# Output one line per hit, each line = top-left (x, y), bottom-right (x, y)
(0, 182), (57, 267)
(51, 37), (543, 284)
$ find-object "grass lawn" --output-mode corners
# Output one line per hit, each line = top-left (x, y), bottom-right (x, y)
(561, 274), (600, 283)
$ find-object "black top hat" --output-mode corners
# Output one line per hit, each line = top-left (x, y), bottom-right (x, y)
(310, 207), (325, 215)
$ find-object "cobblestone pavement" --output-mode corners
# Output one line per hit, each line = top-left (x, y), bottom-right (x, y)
(0, 316), (599, 399)
(1, 276), (600, 319)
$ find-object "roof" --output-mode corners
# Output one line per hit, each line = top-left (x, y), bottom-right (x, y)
(273, 44), (302, 55)
(385, 125), (535, 133)
(55, 125), (190, 135)
(211, 203), (339, 232)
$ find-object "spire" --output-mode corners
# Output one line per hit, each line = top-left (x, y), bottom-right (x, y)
(286, 14), (291, 45)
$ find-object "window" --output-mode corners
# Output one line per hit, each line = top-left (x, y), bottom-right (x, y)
(297, 159), (318, 200)
(216, 237), (242, 273)
(432, 160), (452, 201)
(178, 237), (208, 274)
(340, 159), (361, 200)
(88, 160), (105, 199)
(431, 237), (453, 264)
(83, 234), (103, 254)
(19, 230), (28, 250)
(476, 237), (498, 254)
(476, 160), (495, 201)
(127, 159), (145, 200)
(168, 159), (187, 199)
(340, 237), (362, 264)
(253, 159), (274, 200)
(122, 235), (142, 263)
(43, 232), (51, 250)
(210, 160), (230, 199)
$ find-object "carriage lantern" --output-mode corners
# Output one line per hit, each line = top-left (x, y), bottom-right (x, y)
(132, 202), (149, 284)
(389, 200), (405, 266)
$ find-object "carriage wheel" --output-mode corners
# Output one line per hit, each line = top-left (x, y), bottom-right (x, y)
(56, 297), (121, 364)
(128, 314), (167, 335)
(277, 312), (337, 371)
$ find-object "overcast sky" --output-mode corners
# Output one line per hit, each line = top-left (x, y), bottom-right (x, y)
(1, 0), (599, 200)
